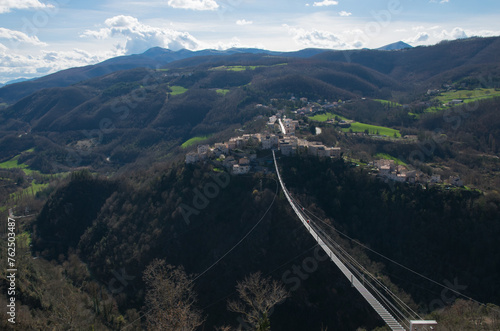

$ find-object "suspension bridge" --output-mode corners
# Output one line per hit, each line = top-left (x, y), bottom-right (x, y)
(272, 150), (437, 331)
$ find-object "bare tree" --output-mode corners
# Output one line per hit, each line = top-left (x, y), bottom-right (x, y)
(228, 272), (289, 331)
(143, 259), (204, 331)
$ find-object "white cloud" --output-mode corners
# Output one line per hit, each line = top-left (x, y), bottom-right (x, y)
(406, 32), (430, 44)
(0, 0), (53, 13)
(313, 0), (338, 7)
(472, 29), (500, 37)
(339, 11), (351, 17)
(0, 47), (111, 84)
(166, 0), (219, 11)
(236, 19), (253, 26)
(436, 27), (468, 40)
(207, 37), (265, 50)
(0, 27), (47, 46)
(284, 25), (361, 49)
(81, 15), (200, 54)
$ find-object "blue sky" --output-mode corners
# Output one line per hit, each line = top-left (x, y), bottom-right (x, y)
(0, 0), (499, 84)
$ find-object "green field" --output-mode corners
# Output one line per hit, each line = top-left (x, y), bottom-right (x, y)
(216, 89), (230, 95)
(0, 155), (34, 175)
(420, 88), (500, 115)
(342, 122), (401, 137)
(309, 112), (400, 137)
(181, 135), (212, 148)
(9, 182), (49, 200)
(374, 153), (407, 166)
(374, 99), (403, 107)
(309, 112), (348, 122)
(211, 65), (255, 72)
(169, 85), (188, 96)
(211, 63), (288, 72)
(436, 88), (500, 104)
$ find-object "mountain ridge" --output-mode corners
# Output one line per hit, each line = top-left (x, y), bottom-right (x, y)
(0, 47), (303, 104)
(2, 38), (489, 105)
(376, 41), (412, 51)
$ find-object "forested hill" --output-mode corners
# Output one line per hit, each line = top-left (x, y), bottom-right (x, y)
(0, 47), (279, 104)
(0, 47), (339, 104)
(313, 36), (500, 83)
(30, 166), (386, 331)
(25, 157), (500, 330)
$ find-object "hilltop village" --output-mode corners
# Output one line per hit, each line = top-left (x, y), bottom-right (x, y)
(185, 113), (342, 175)
(185, 106), (464, 188)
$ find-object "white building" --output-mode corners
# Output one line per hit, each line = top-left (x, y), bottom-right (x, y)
(243, 134), (261, 143)
(280, 142), (295, 156)
(229, 137), (245, 149)
(449, 176), (464, 187)
(379, 165), (391, 175)
(307, 142), (323, 156)
(232, 164), (250, 175)
(239, 157), (250, 166)
(330, 147), (342, 158)
(262, 134), (279, 149)
(213, 143), (229, 156)
(430, 175), (441, 184)
(262, 138), (273, 150)
(197, 145), (210, 154)
(374, 159), (396, 172)
(407, 171), (417, 184)
(185, 152), (199, 164)
(282, 118), (299, 135)
(223, 156), (237, 169)
(317, 146), (329, 158)
(297, 139), (309, 153)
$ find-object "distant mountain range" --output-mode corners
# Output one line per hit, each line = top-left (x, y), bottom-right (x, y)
(376, 41), (412, 51)
(0, 77), (31, 88)
(0, 41), (413, 104)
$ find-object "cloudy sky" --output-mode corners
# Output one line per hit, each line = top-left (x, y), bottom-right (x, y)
(0, 0), (499, 84)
